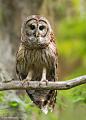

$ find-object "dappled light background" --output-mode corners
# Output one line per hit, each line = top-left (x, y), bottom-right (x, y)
(0, 0), (86, 120)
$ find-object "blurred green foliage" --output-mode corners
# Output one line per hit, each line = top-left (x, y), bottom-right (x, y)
(57, 18), (86, 59)
(56, 17), (86, 79)
(0, 91), (39, 119)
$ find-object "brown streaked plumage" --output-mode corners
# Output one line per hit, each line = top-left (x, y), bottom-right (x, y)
(16, 15), (58, 114)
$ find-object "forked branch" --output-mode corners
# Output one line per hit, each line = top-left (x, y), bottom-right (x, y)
(0, 75), (86, 91)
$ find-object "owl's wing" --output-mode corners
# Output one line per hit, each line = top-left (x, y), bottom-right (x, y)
(50, 30), (58, 82)
(16, 44), (27, 80)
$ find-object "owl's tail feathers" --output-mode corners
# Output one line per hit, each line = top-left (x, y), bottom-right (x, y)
(41, 105), (48, 114)
(41, 90), (57, 114)
(26, 90), (57, 114)
(49, 90), (57, 112)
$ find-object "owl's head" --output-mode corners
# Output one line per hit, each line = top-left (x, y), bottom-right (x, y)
(21, 15), (52, 49)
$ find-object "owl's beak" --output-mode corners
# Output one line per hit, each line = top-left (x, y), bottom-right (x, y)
(36, 31), (38, 37)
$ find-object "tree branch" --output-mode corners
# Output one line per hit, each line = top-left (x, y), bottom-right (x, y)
(0, 75), (86, 91)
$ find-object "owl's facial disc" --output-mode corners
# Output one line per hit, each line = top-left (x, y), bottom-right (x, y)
(25, 19), (50, 48)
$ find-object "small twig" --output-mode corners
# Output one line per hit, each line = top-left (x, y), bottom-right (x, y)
(0, 75), (86, 91)
(2, 77), (14, 83)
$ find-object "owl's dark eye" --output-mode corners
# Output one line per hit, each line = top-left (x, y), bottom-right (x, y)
(39, 26), (44, 30)
(30, 25), (35, 30)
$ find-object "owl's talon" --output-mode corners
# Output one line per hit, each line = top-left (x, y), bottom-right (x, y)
(22, 82), (24, 87)
(46, 81), (48, 86)
(39, 83), (41, 86)
(39, 79), (48, 86)
(22, 79), (30, 86)
(28, 82), (29, 86)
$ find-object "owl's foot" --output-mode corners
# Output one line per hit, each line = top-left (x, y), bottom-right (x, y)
(39, 66), (48, 86)
(22, 79), (30, 86)
(39, 79), (48, 86)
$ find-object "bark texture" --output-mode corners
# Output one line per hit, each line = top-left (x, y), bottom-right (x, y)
(0, 75), (86, 91)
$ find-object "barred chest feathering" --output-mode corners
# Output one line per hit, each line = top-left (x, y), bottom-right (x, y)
(16, 43), (56, 81)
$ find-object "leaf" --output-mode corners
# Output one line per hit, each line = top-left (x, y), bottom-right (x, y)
(8, 101), (19, 107)
(0, 110), (9, 116)
(27, 104), (30, 109)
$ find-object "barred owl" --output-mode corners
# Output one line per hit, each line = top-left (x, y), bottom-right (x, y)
(16, 15), (58, 114)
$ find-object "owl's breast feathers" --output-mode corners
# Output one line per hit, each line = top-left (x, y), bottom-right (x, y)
(16, 40), (58, 78)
